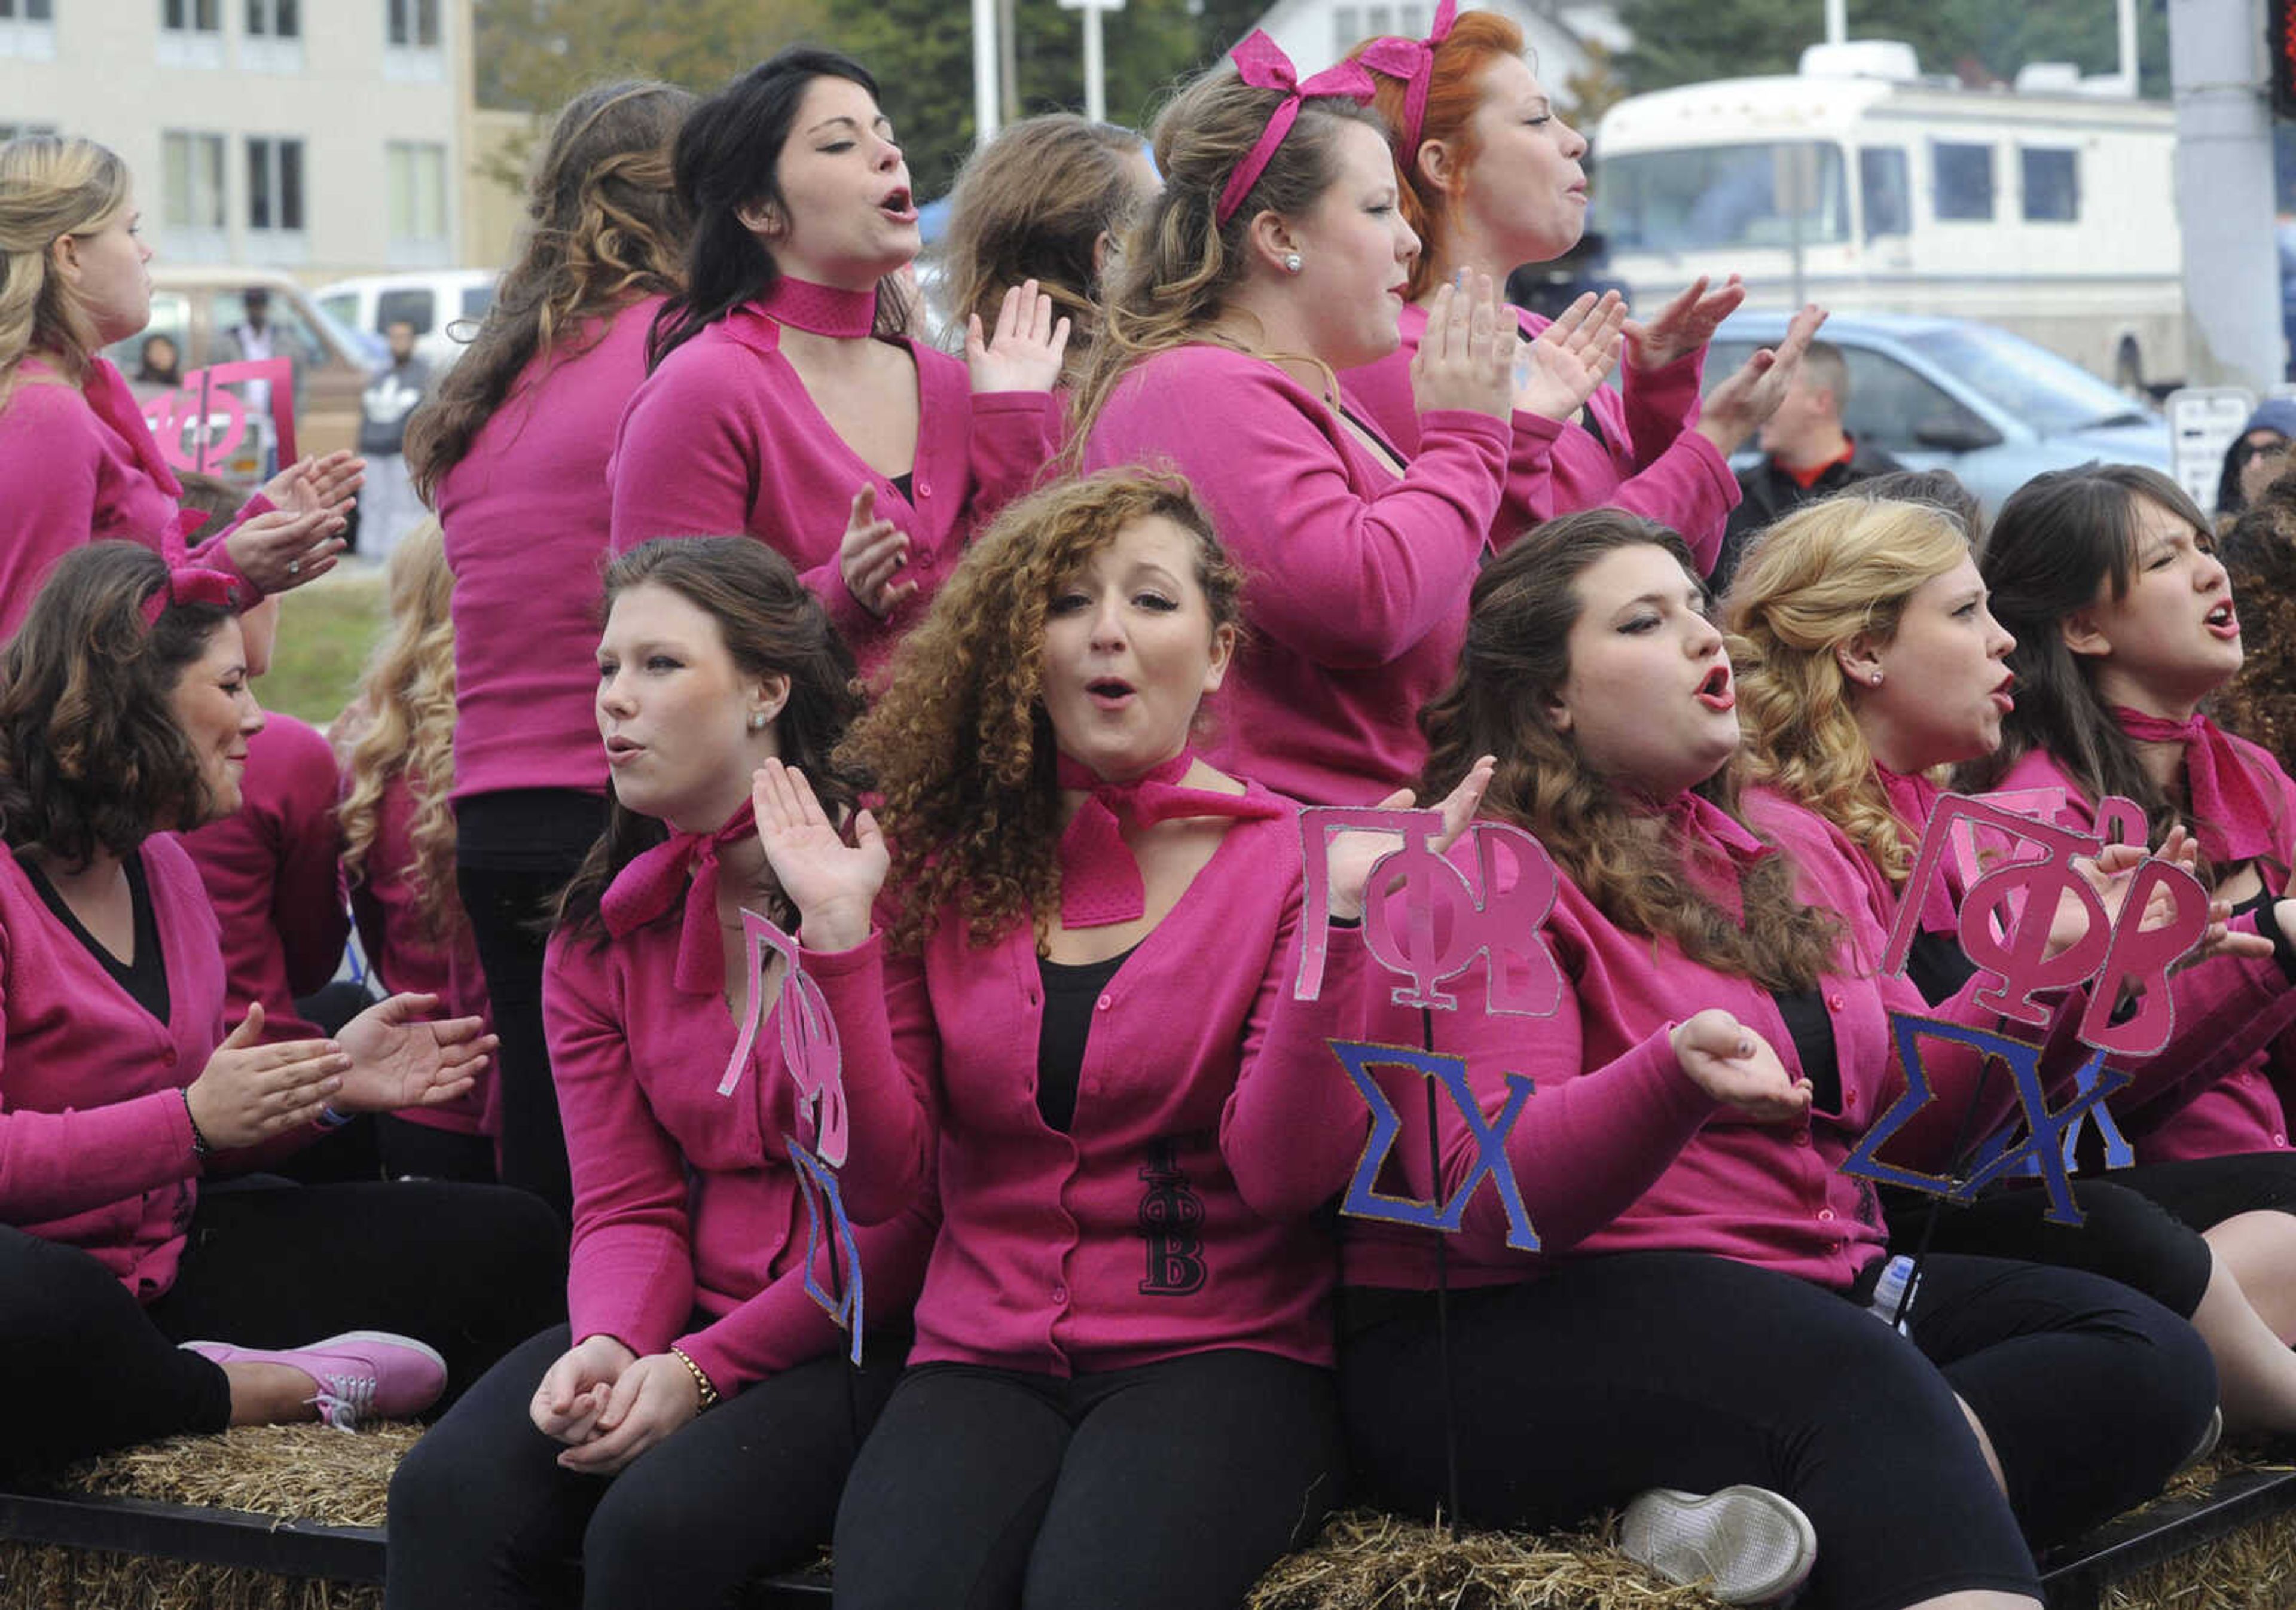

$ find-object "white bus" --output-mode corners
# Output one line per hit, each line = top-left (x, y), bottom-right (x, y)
(1590, 47), (2188, 392)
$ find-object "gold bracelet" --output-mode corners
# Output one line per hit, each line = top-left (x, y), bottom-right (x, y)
(668, 1346), (719, 1411)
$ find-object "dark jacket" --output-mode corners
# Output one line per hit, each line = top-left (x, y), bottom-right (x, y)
(1710, 437), (1904, 594)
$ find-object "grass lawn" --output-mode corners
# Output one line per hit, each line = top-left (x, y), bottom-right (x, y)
(263, 566), (387, 730)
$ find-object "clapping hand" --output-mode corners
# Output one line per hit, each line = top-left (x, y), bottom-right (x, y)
(1410, 271), (1514, 422)
(752, 758), (886, 952)
(966, 279), (1071, 395)
(1625, 274), (1747, 371)
(331, 992), (493, 1113)
(1693, 303), (1827, 458)
(838, 483), (914, 619)
(1514, 291), (1627, 421)
(1670, 1010), (1813, 1123)
(1325, 756), (1497, 923)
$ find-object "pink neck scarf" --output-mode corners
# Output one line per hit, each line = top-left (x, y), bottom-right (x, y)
(758, 274), (879, 340)
(1355, 0), (1459, 157)
(1055, 750), (1280, 927)
(2111, 706), (2286, 870)
(600, 799), (761, 995)
(1216, 32), (1378, 227)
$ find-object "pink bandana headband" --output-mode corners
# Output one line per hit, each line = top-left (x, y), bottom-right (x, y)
(1355, 0), (1458, 157)
(139, 565), (240, 628)
(1216, 31), (1377, 227)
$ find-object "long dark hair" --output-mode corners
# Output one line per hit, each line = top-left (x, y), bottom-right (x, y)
(557, 537), (863, 937)
(1957, 463), (2214, 867)
(0, 543), (236, 865)
(406, 81), (695, 500)
(647, 48), (908, 371)
(1419, 509), (1841, 992)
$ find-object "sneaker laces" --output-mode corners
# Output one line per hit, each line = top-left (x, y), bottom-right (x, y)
(309, 1372), (375, 1432)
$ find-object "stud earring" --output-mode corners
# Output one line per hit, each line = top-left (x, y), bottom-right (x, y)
(1283, 252), (1303, 274)
(748, 711), (768, 732)
(1870, 671), (1885, 687)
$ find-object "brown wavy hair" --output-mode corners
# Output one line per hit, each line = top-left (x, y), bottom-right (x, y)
(0, 542), (237, 865)
(1726, 497), (1972, 887)
(337, 519), (462, 943)
(1419, 509), (1840, 991)
(1065, 57), (1385, 456)
(556, 537), (863, 939)
(935, 114), (1149, 385)
(1349, 8), (1524, 301)
(405, 81), (695, 501)
(841, 469), (1242, 953)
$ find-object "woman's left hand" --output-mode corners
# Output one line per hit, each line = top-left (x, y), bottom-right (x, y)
(753, 759), (887, 952)
(1624, 274), (1747, 371)
(966, 279), (1071, 395)
(1325, 756), (1497, 923)
(330, 992), (494, 1113)
(554, 1352), (702, 1476)
(262, 450), (364, 522)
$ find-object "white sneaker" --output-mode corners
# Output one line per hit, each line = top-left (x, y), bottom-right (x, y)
(1619, 1484), (1818, 1605)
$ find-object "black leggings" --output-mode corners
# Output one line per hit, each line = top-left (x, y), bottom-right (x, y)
(1342, 1251), (2216, 1610)
(459, 861), (581, 1221)
(387, 1324), (902, 1610)
(832, 1350), (1345, 1610)
(0, 1178), (566, 1480)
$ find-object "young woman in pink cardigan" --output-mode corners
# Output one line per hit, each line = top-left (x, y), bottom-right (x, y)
(1074, 36), (1516, 806)
(386, 536), (935, 1610)
(0, 543), (561, 1479)
(0, 137), (360, 635)
(1340, 511), (2218, 1610)
(1339, 7), (1821, 576)
(609, 48), (1067, 674)
(407, 81), (695, 1219)
(735, 470), (1473, 1610)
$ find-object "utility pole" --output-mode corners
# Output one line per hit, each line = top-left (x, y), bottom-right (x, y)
(2169, 0), (2282, 390)
(1824, 0), (1846, 46)
(974, 0), (1000, 144)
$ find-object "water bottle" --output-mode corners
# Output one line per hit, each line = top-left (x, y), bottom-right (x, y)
(1868, 1254), (1916, 1336)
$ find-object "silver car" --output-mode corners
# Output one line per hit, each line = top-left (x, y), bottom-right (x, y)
(1702, 310), (2172, 513)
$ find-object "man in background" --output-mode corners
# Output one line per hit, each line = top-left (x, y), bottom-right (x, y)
(1711, 340), (1901, 592)
(357, 320), (430, 563)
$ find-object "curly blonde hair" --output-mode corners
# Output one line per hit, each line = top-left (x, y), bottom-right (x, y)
(1725, 497), (1971, 887)
(842, 469), (1242, 953)
(337, 519), (462, 943)
(0, 135), (132, 397)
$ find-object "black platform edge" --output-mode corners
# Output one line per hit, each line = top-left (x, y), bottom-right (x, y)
(0, 1487), (386, 1582)
(2035, 1465), (2296, 1610)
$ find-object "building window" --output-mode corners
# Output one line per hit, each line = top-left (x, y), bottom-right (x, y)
(161, 130), (228, 260)
(387, 140), (449, 264)
(246, 0), (297, 34)
(245, 136), (306, 266)
(1931, 140), (1995, 222)
(384, 0), (442, 80)
(2020, 146), (2079, 223)
(0, 122), (59, 139)
(241, 0), (302, 68)
(386, 0), (438, 47)
(159, 0), (224, 65)
(0, 0), (57, 59)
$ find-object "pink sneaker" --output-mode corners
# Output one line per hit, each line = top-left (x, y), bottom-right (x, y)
(179, 1330), (448, 1430)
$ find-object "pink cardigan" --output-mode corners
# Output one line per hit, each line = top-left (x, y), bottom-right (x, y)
(545, 912), (935, 1394)
(177, 714), (349, 1046)
(1342, 304), (1739, 575)
(0, 356), (262, 636)
(0, 836), (219, 1299)
(438, 298), (664, 804)
(1080, 343), (1510, 805)
(1989, 746), (2296, 1161)
(606, 304), (1059, 672)
(347, 771), (493, 1137)
(835, 799), (1370, 1377)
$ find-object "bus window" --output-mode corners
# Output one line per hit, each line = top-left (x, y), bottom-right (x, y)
(1860, 148), (1910, 240)
(1600, 142), (1848, 255)
(1932, 141), (1995, 222)
(2021, 148), (2079, 222)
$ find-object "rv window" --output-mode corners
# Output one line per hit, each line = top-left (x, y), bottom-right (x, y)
(2021, 148), (2078, 222)
(1860, 148), (1910, 240)
(1932, 142), (1995, 222)
(1599, 142), (1849, 255)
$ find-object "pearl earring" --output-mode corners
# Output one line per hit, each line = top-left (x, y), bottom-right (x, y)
(1283, 252), (1303, 274)
(1870, 671), (1885, 687)
(748, 712), (768, 732)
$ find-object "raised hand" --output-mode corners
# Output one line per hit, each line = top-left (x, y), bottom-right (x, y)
(753, 757), (886, 952)
(1669, 1009), (1812, 1123)
(554, 1352), (705, 1475)
(264, 448), (364, 521)
(1326, 755), (1497, 922)
(1410, 271), (1515, 422)
(838, 483), (914, 619)
(1625, 274), (1747, 371)
(331, 992), (494, 1113)
(966, 279), (1071, 395)
(223, 502), (347, 594)
(182, 1003), (349, 1150)
(1693, 302), (1827, 458)
(1514, 291), (1626, 421)
(530, 1333), (637, 1447)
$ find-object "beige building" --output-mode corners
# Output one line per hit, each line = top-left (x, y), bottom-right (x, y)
(0, 0), (474, 279)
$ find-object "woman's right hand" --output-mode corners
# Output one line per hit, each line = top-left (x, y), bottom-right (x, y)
(838, 483), (914, 620)
(753, 758), (887, 953)
(181, 1003), (349, 1150)
(1410, 271), (1514, 422)
(222, 503), (347, 595)
(530, 1333), (639, 1446)
(1670, 1010), (1812, 1123)
(1512, 290), (1626, 421)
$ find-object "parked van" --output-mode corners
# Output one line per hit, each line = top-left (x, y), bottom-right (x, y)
(102, 265), (372, 476)
(1592, 42), (2188, 392)
(316, 270), (500, 372)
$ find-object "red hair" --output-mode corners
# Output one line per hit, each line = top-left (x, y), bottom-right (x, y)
(1349, 9), (1525, 299)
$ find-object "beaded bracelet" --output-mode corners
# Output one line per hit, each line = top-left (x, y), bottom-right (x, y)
(181, 1089), (213, 1160)
(668, 1345), (720, 1411)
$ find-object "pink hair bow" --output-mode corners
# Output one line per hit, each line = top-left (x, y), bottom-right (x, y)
(1217, 31), (1378, 227)
(140, 565), (241, 627)
(1355, 0), (1458, 155)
